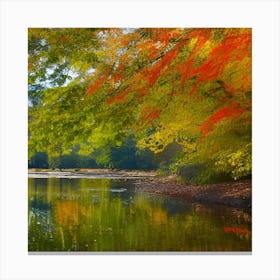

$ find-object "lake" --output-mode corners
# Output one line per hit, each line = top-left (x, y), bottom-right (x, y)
(28, 176), (251, 252)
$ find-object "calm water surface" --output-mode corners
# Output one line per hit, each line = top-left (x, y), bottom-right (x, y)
(28, 177), (251, 252)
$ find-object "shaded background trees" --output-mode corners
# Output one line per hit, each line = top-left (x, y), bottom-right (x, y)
(28, 137), (157, 170)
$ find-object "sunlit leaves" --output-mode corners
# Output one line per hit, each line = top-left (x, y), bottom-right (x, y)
(215, 143), (252, 180)
(28, 28), (100, 105)
(28, 28), (252, 182)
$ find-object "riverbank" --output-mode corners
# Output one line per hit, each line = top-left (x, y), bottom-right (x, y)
(28, 169), (251, 210)
(134, 175), (251, 210)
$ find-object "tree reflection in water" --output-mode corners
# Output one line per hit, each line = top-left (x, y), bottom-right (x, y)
(28, 178), (251, 252)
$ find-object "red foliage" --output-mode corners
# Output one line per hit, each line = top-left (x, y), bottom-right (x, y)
(141, 33), (191, 87)
(60, 36), (68, 43)
(179, 32), (251, 96)
(86, 72), (108, 95)
(158, 32), (172, 44)
(222, 82), (236, 96)
(116, 64), (125, 72)
(106, 87), (131, 105)
(148, 45), (158, 60)
(149, 28), (170, 42)
(178, 30), (211, 87)
(141, 106), (160, 123)
(196, 34), (251, 84)
(201, 101), (245, 136)
(144, 46), (180, 86)
(189, 29), (211, 55)
(189, 83), (198, 96)
(224, 227), (251, 234)
(177, 58), (196, 87)
(111, 72), (123, 83)
(138, 86), (148, 97)
(121, 39), (129, 46)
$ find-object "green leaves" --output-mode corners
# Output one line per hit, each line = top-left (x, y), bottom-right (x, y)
(28, 28), (252, 183)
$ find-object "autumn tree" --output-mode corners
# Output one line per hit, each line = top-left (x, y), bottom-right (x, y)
(28, 28), (251, 182)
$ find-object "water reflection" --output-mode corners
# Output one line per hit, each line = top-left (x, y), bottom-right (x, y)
(28, 178), (251, 252)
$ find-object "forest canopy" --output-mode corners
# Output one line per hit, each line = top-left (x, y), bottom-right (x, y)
(28, 28), (252, 183)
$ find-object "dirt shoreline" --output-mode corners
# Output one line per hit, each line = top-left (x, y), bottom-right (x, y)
(134, 175), (252, 210)
(28, 169), (251, 210)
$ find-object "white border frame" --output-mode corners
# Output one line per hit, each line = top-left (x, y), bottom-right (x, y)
(1, 0), (279, 279)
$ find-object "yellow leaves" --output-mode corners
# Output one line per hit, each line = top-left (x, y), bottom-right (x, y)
(119, 52), (130, 65)
(221, 57), (252, 94)
(180, 141), (197, 153)
(193, 39), (217, 68)
(169, 28), (182, 39)
(214, 143), (252, 180)
(136, 92), (209, 154)
(137, 118), (197, 154)
(188, 37), (199, 52)
(137, 131), (172, 153)
(227, 151), (243, 167)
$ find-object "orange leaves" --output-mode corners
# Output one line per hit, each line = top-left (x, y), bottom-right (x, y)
(138, 86), (148, 97)
(142, 34), (191, 87)
(142, 67), (160, 87)
(86, 72), (108, 95)
(200, 101), (246, 136)
(197, 34), (251, 84)
(177, 30), (211, 88)
(149, 28), (181, 45)
(141, 106), (160, 124)
(60, 36), (68, 43)
(119, 32), (140, 48)
(148, 45), (158, 60)
(224, 227), (251, 235)
(111, 72), (123, 83)
(143, 46), (180, 86)
(110, 64), (126, 84)
(178, 31), (251, 97)
(84, 28), (251, 139)
(121, 39), (129, 46)
(188, 29), (212, 55)
(86, 65), (125, 97)
(158, 32), (172, 44)
(118, 52), (130, 65)
(106, 87), (131, 105)
(116, 64), (125, 72)
(86, 79), (103, 95)
(177, 58), (196, 87)
(149, 28), (170, 41)
(228, 33), (251, 61)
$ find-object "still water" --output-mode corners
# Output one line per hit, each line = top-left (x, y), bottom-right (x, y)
(28, 177), (251, 252)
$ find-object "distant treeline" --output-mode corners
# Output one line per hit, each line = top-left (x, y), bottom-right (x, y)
(28, 136), (159, 170)
(28, 135), (251, 184)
